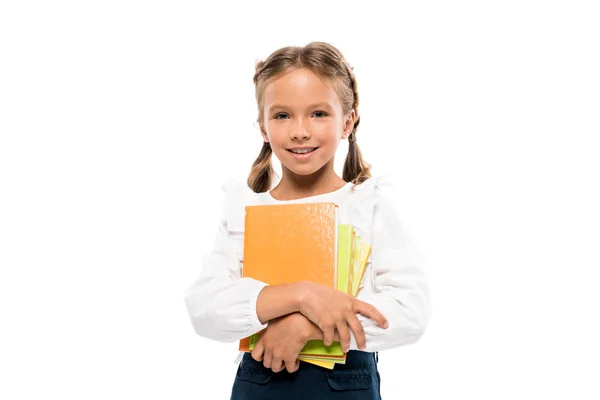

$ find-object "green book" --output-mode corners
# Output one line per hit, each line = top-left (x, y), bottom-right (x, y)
(336, 224), (354, 295)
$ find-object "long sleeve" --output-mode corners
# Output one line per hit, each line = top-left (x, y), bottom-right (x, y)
(348, 184), (431, 352)
(184, 216), (269, 343)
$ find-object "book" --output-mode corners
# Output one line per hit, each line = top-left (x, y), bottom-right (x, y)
(352, 235), (360, 296)
(239, 202), (340, 359)
(238, 203), (373, 369)
(354, 241), (372, 296)
(242, 202), (339, 287)
(337, 224), (354, 296)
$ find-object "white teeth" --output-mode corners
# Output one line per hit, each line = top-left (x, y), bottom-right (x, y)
(290, 148), (315, 154)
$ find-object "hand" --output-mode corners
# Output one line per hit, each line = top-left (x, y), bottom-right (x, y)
(297, 281), (388, 352)
(251, 313), (313, 373)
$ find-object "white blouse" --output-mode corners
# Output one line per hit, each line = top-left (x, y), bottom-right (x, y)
(184, 176), (431, 352)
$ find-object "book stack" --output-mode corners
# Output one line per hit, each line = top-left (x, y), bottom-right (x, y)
(238, 202), (371, 369)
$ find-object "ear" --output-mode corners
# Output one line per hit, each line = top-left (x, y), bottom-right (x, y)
(342, 109), (356, 139)
(259, 123), (269, 143)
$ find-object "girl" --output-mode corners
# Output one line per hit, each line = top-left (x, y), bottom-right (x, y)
(184, 41), (430, 399)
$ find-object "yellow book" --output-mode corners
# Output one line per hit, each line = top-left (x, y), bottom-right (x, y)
(354, 241), (372, 296)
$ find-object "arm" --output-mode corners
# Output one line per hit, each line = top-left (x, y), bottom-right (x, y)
(183, 218), (301, 342)
(346, 188), (431, 352)
(256, 284), (302, 324)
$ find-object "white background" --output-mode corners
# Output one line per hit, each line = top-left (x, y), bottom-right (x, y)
(1, 1), (599, 399)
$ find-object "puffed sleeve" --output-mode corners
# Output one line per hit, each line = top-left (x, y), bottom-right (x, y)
(183, 179), (269, 342)
(349, 177), (431, 351)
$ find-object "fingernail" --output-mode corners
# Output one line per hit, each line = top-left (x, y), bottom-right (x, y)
(383, 321), (389, 328)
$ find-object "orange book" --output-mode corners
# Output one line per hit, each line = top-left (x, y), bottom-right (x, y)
(239, 202), (339, 352)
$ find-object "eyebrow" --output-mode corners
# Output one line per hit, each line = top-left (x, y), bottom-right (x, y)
(267, 102), (334, 111)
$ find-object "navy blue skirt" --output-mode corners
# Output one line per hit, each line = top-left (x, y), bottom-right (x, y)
(230, 350), (381, 399)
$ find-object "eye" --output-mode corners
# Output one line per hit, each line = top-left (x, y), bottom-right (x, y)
(274, 113), (289, 120)
(312, 111), (328, 118)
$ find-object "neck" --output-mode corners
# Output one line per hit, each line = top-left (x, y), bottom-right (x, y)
(271, 166), (346, 200)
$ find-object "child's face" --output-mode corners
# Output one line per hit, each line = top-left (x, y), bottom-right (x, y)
(260, 68), (354, 178)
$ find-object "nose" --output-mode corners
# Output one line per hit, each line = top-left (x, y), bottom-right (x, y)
(290, 118), (310, 141)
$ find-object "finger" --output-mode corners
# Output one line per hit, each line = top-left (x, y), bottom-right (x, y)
(285, 359), (300, 373)
(355, 300), (388, 328)
(251, 338), (264, 362)
(263, 347), (272, 369)
(347, 314), (366, 350)
(271, 356), (283, 373)
(336, 319), (351, 353)
(322, 324), (335, 347)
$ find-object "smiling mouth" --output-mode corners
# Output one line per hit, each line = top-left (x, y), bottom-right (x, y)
(287, 147), (318, 154)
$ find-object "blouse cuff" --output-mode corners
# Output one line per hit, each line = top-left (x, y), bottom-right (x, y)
(245, 279), (269, 335)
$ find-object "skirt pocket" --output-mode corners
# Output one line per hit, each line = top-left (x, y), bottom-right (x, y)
(235, 363), (272, 385)
(326, 367), (373, 391)
(230, 363), (273, 400)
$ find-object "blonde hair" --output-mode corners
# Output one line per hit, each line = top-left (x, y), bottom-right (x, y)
(247, 41), (371, 193)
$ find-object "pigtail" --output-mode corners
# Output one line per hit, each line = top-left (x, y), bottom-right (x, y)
(247, 142), (275, 193)
(342, 62), (371, 185)
(343, 133), (371, 186)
